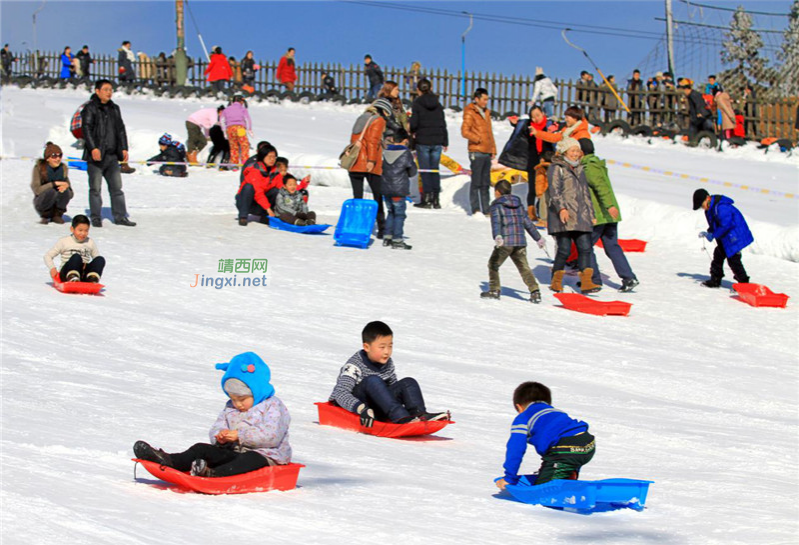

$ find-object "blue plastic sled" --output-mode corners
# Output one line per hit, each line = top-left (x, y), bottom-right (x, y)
(334, 198), (378, 249)
(500, 475), (654, 514)
(67, 157), (88, 171)
(267, 217), (331, 234)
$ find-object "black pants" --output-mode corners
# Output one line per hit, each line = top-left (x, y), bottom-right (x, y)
(211, 80), (226, 93)
(208, 125), (230, 164)
(536, 432), (596, 485)
(469, 152), (492, 214)
(167, 443), (271, 477)
(60, 253), (105, 281)
(553, 232), (592, 272)
(710, 241), (749, 283)
(352, 375), (426, 423)
(349, 172), (385, 234)
(34, 187), (73, 217)
(236, 184), (278, 220)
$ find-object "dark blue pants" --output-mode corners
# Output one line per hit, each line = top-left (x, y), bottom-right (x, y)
(352, 375), (426, 422)
(416, 144), (442, 193)
(366, 83), (382, 100)
(383, 196), (407, 239)
(236, 183), (277, 220)
(553, 232), (592, 272)
(469, 152), (492, 214)
(60, 253), (105, 281)
(590, 223), (636, 285)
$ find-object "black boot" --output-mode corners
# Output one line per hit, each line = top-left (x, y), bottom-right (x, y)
(414, 193), (431, 209)
(701, 277), (722, 288)
(432, 192), (441, 209)
(133, 441), (173, 466)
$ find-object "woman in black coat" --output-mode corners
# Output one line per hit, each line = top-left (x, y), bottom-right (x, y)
(409, 78), (448, 209)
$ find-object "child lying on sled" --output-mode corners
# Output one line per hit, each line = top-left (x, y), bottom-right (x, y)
(496, 381), (595, 489)
(328, 321), (449, 427)
(134, 352), (292, 477)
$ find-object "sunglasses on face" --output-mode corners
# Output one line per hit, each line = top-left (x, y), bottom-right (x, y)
(49, 153), (63, 158)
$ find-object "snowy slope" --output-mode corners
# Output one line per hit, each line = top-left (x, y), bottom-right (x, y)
(1, 87), (798, 545)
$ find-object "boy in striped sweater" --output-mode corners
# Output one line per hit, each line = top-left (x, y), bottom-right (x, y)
(496, 382), (595, 489)
(329, 321), (449, 427)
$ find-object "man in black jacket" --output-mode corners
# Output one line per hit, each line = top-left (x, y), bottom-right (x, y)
(681, 80), (711, 138)
(75, 45), (94, 81)
(364, 55), (384, 100)
(81, 79), (136, 227)
(1, 44), (17, 79)
(627, 69), (644, 126)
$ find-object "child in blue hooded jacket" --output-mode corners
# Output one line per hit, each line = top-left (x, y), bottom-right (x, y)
(133, 352), (291, 477)
(693, 188), (753, 287)
(496, 381), (595, 490)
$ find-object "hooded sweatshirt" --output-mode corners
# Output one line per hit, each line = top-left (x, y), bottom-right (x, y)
(381, 144), (418, 197)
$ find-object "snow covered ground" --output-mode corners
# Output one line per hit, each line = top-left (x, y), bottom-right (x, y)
(1, 86), (798, 544)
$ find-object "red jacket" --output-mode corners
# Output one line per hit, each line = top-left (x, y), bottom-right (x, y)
(238, 162), (284, 210)
(205, 53), (233, 82)
(276, 56), (297, 84)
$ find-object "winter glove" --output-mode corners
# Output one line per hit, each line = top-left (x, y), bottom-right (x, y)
(537, 238), (547, 250)
(699, 231), (714, 241)
(494, 235), (504, 248)
(356, 403), (375, 428)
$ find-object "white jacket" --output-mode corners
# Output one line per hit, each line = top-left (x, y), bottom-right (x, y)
(531, 77), (558, 103)
(44, 234), (99, 269)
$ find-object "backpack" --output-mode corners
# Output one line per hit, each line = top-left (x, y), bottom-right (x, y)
(70, 101), (90, 139)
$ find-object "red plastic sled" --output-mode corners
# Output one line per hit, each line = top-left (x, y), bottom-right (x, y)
(554, 293), (632, 316)
(596, 239), (648, 252)
(133, 458), (304, 495)
(732, 283), (789, 308)
(53, 277), (104, 295)
(315, 402), (454, 438)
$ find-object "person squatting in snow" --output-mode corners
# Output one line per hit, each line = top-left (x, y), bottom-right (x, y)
(481, 180), (546, 303)
(693, 188), (753, 288)
(146, 133), (188, 177)
(133, 352), (292, 478)
(31, 142), (73, 225)
(274, 175), (317, 226)
(496, 381), (595, 489)
(329, 321), (449, 427)
(380, 130), (418, 250)
(44, 214), (106, 283)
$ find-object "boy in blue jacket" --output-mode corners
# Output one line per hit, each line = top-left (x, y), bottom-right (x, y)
(496, 381), (595, 489)
(481, 180), (546, 303)
(381, 130), (418, 250)
(693, 188), (753, 287)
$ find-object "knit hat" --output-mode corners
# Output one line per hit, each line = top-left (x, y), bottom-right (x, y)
(44, 142), (62, 158)
(223, 378), (252, 397)
(579, 138), (595, 156)
(158, 133), (172, 146)
(556, 137), (581, 155)
(215, 352), (274, 405)
(692, 188), (709, 210)
(372, 98), (393, 116)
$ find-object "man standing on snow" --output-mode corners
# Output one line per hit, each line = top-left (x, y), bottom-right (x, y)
(118, 41), (136, 84)
(364, 54), (384, 100)
(82, 79), (136, 227)
(461, 88), (496, 216)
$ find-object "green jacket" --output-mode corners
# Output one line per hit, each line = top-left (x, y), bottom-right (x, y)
(582, 154), (621, 226)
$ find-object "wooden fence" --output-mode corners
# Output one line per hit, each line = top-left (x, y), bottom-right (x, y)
(6, 51), (798, 141)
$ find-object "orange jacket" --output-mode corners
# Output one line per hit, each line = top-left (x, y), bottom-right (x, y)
(536, 119), (592, 144)
(534, 161), (551, 197)
(461, 103), (496, 154)
(348, 115), (386, 175)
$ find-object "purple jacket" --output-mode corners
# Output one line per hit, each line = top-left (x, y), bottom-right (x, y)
(220, 102), (252, 131)
(490, 194), (541, 247)
(208, 396), (292, 464)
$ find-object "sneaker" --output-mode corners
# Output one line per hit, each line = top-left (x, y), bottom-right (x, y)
(133, 440), (173, 466)
(391, 240), (412, 250)
(238, 218), (248, 226)
(91, 218), (103, 228)
(530, 290), (542, 304)
(702, 278), (721, 288)
(480, 290), (500, 300)
(86, 272), (100, 284)
(115, 218), (137, 227)
(66, 271), (81, 283)
(395, 415), (421, 424)
(418, 411), (450, 422)
(619, 278), (640, 293)
(190, 459), (211, 477)
(382, 238), (393, 247)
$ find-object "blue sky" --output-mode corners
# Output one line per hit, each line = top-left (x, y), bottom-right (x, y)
(1, 1), (791, 82)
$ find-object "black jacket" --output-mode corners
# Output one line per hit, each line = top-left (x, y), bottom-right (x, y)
(241, 58), (256, 81)
(148, 144), (187, 175)
(118, 48), (135, 79)
(381, 145), (417, 197)
(498, 119), (554, 172)
(322, 75), (337, 94)
(76, 51), (92, 75)
(365, 61), (384, 86)
(81, 94), (128, 161)
(687, 90), (710, 122)
(410, 93), (448, 147)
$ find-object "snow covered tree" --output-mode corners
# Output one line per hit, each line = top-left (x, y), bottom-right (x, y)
(720, 6), (775, 93)
(776, 0), (799, 96)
